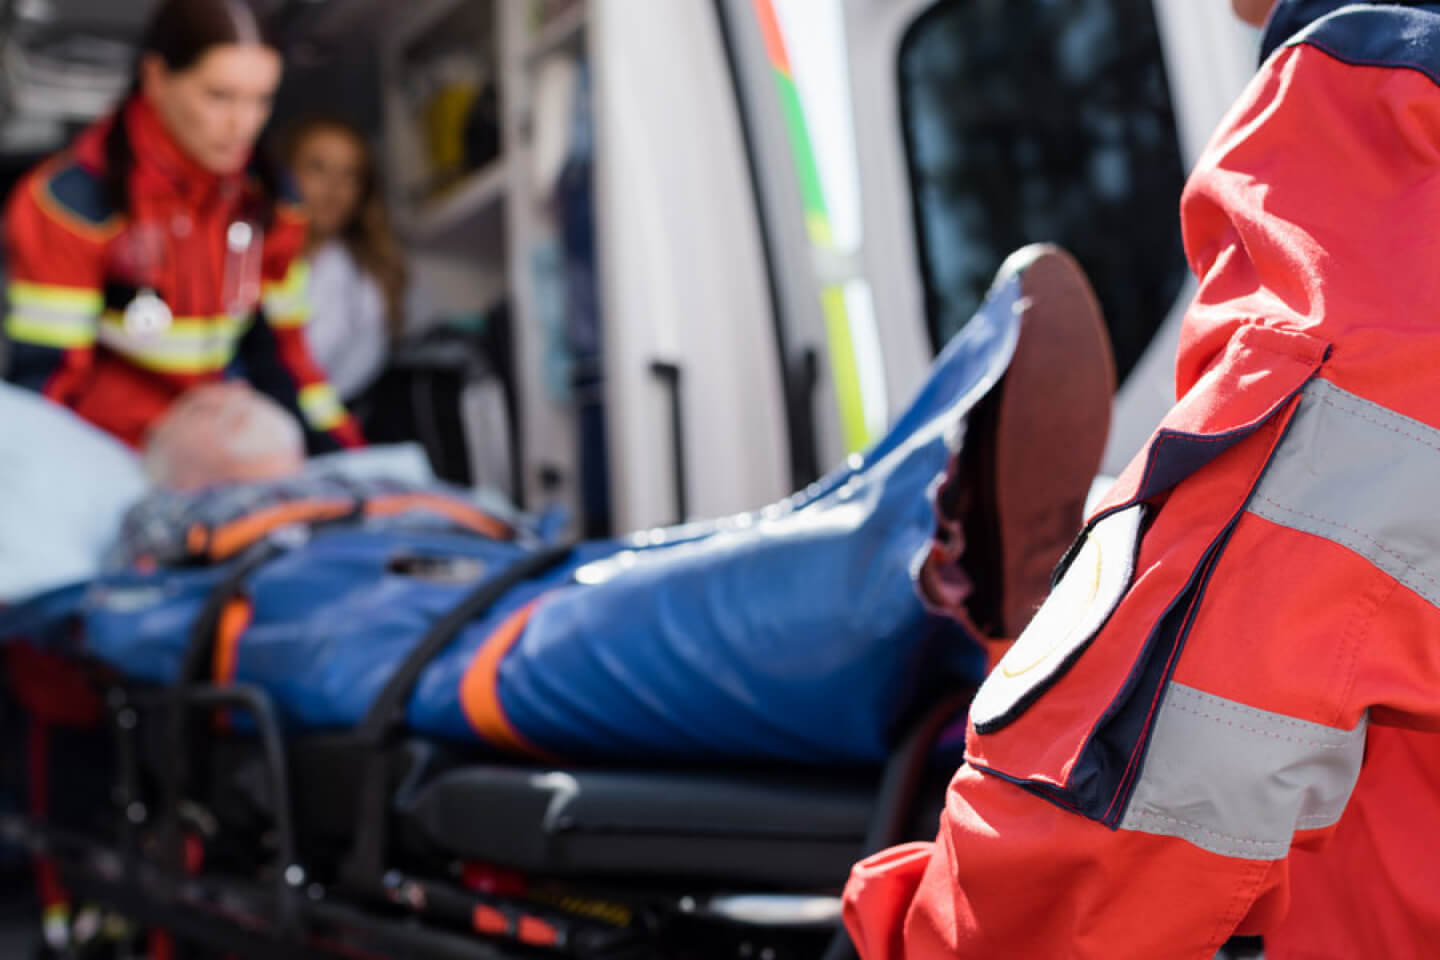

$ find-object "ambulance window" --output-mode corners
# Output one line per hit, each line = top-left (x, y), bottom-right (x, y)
(898, 0), (1188, 382)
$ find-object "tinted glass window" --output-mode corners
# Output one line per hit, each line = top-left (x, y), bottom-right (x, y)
(899, 0), (1188, 381)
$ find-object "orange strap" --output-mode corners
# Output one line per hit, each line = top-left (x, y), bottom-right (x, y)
(195, 493), (510, 563)
(200, 499), (353, 561)
(459, 600), (551, 758)
(366, 493), (512, 541)
(212, 598), (254, 687)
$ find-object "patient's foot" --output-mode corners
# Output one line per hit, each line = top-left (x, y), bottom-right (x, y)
(921, 244), (1115, 652)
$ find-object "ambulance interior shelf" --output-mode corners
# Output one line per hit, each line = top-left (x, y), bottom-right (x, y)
(402, 159), (506, 254)
(386, 0), (502, 230)
(353, 305), (523, 505)
(525, 1), (585, 66)
(390, 0), (585, 253)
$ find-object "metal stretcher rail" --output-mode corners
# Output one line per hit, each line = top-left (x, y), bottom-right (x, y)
(118, 682), (301, 936)
(12, 670), (629, 957)
(0, 815), (516, 960)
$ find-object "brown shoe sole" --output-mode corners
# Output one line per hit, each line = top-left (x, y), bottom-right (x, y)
(958, 245), (1115, 642)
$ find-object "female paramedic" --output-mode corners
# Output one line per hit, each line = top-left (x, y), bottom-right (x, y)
(845, 0), (1440, 957)
(1, 0), (363, 453)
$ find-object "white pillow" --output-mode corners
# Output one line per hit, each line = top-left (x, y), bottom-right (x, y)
(0, 383), (148, 600)
(307, 442), (436, 486)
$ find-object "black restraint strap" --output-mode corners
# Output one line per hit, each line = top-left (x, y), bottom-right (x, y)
(342, 543), (574, 892)
(163, 540), (288, 874)
(178, 540), (287, 685)
(176, 487), (378, 686)
(355, 543), (573, 742)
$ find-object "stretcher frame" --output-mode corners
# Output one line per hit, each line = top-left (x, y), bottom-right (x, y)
(3, 539), (968, 959)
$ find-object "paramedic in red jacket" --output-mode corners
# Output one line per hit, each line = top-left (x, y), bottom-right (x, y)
(844, 1), (1440, 957)
(2, 0), (362, 452)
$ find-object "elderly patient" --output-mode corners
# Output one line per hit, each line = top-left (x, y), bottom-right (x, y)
(143, 383), (307, 491)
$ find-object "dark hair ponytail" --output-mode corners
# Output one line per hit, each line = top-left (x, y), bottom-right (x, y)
(104, 0), (283, 225)
(103, 80), (140, 215)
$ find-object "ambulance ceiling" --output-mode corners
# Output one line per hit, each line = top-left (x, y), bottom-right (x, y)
(3, 0), (389, 49)
(0, 0), (391, 157)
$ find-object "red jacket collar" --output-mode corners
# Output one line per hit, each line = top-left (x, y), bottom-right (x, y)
(73, 96), (252, 209)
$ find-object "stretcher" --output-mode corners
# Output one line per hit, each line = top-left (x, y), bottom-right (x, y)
(0, 272), (1029, 960)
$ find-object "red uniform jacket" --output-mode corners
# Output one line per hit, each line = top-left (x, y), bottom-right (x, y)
(2, 96), (362, 452)
(845, 4), (1440, 958)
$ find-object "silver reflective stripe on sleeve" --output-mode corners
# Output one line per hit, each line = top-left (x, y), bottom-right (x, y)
(1116, 378), (1440, 859)
(1250, 378), (1440, 607)
(1119, 684), (1366, 859)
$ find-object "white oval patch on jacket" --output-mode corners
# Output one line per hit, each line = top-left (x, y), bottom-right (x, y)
(970, 503), (1146, 731)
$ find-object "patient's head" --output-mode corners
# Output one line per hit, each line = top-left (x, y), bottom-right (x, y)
(145, 382), (305, 490)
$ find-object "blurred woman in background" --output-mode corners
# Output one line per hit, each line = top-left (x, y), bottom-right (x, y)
(287, 116), (408, 401)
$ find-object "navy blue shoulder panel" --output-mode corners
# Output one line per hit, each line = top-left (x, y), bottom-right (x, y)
(42, 160), (115, 228)
(1277, 3), (1440, 88)
(1261, 0), (1356, 62)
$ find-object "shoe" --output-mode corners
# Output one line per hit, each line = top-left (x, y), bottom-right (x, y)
(921, 244), (1115, 653)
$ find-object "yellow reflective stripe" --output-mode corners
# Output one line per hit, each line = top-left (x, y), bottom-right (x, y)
(5, 281), (101, 348)
(284, 260), (312, 296)
(96, 334), (235, 373)
(262, 261), (310, 319)
(9, 281), (103, 314)
(267, 311), (308, 330)
(95, 311), (246, 374)
(262, 288), (308, 312)
(97, 312), (250, 340)
(264, 300), (310, 324)
(299, 382), (346, 430)
(4, 311), (95, 348)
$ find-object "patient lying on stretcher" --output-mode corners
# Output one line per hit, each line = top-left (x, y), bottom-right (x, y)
(141, 382), (307, 492)
(2, 246), (1115, 769)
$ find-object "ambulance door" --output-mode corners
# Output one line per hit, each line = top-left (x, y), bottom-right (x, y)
(830, 0), (1257, 470)
(588, 0), (793, 531)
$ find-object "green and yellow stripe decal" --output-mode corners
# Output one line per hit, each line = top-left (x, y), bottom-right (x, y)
(752, 0), (870, 452)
